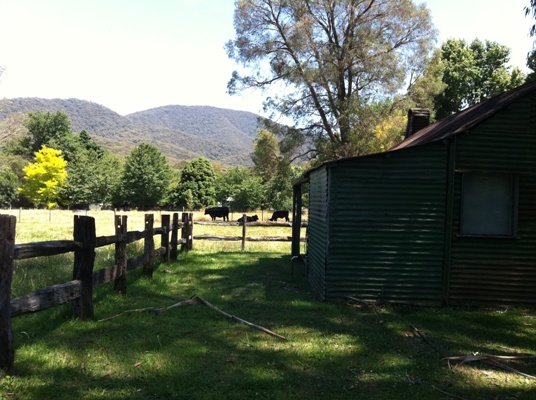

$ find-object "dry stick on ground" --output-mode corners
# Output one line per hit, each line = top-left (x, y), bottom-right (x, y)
(346, 296), (482, 399)
(97, 295), (287, 341)
(346, 297), (445, 356)
(97, 298), (199, 322)
(484, 358), (536, 380)
(345, 296), (374, 310)
(444, 354), (536, 380)
(410, 324), (443, 356)
(346, 297), (444, 355)
(410, 325), (536, 379)
(192, 295), (287, 341)
(444, 354), (536, 362)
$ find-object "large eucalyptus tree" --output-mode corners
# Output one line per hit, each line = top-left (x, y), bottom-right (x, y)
(227, 0), (435, 157)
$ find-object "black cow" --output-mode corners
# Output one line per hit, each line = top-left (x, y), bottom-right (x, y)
(204, 206), (229, 221)
(269, 210), (289, 222)
(237, 214), (259, 223)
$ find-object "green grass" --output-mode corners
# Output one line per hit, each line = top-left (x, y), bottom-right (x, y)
(4, 210), (305, 297)
(2, 250), (536, 399)
(3, 208), (304, 296)
(0, 208), (305, 253)
(2, 209), (536, 399)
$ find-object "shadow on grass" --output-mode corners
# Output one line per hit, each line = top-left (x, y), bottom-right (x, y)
(5, 251), (536, 400)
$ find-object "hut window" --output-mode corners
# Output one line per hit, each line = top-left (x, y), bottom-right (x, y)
(461, 174), (517, 237)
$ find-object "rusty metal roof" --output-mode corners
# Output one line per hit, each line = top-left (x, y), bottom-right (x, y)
(391, 81), (536, 150)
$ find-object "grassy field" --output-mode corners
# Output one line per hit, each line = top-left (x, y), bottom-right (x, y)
(1, 210), (536, 399)
(0, 208), (303, 252)
(1, 208), (304, 296)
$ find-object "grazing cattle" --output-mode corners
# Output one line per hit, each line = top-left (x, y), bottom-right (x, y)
(237, 215), (259, 223)
(204, 206), (229, 221)
(269, 210), (289, 222)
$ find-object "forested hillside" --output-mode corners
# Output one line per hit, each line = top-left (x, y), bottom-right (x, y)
(127, 105), (262, 150)
(0, 98), (263, 165)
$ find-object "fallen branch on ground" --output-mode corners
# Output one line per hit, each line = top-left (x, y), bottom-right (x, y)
(97, 298), (199, 322)
(193, 295), (287, 340)
(345, 296), (375, 309)
(345, 298), (535, 386)
(444, 354), (536, 380)
(345, 297), (444, 357)
(98, 295), (287, 340)
(444, 354), (536, 362)
(410, 324), (443, 356)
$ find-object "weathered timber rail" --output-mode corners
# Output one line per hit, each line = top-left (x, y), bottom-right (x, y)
(194, 215), (307, 251)
(194, 221), (308, 227)
(195, 235), (306, 242)
(0, 212), (194, 373)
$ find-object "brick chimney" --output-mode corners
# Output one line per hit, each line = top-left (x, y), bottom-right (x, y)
(405, 108), (430, 138)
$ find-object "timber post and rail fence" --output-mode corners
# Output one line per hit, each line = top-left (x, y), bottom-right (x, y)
(0, 210), (305, 372)
(0, 212), (193, 373)
(193, 215), (307, 247)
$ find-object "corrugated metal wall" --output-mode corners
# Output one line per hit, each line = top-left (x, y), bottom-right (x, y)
(325, 143), (448, 304)
(449, 94), (536, 305)
(307, 166), (329, 300)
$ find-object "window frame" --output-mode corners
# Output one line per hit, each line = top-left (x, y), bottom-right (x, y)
(459, 172), (519, 239)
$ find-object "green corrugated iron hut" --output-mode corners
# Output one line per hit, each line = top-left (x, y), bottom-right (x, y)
(291, 82), (536, 306)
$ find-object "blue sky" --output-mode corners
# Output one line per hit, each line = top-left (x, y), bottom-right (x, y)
(0, 0), (533, 116)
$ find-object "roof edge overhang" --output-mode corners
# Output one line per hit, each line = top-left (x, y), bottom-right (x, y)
(392, 80), (536, 150)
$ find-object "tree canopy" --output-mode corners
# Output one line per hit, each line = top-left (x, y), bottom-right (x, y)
(527, 49), (536, 82)
(227, 0), (435, 158)
(252, 129), (280, 182)
(19, 146), (68, 209)
(23, 111), (72, 156)
(434, 39), (525, 118)
(250, 127), (305, 210)
(0, 168), (19, 207)
(215, 166), (266, 211)
(117, 144), (171, 210)
(62, 151), (121, 209)
(526, 0), (536, 37)
(2, 111), (123, 209)
(171, 158), (217, 210)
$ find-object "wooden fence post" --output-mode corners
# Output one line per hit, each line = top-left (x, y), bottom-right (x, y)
(143, 214), (155, 278)
(187, 213), (193, 250)
(161, 214), (170, 263)
(72, 216), (96, 320)
(291, 184), (303, 258)
(181, 213), (188, 252)
(241, 213), (247, 251)
(170, 213), (179, 261)
(0, 215), (16, 373)
(114, 215), (128, 294)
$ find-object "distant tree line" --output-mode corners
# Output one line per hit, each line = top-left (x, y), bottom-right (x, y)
(0, 111), (303, 212)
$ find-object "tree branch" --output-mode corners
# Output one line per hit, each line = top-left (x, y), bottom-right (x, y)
(98, 295), (288, 340)
(287, 148), (320, 164)
(267, 0), (340, 143)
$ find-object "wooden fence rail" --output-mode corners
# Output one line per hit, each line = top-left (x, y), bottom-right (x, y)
(194, 214), (307, 250)
(194, 221), (308, 227)
(195, 234), (306, 242)
(0, 212), (193, 373)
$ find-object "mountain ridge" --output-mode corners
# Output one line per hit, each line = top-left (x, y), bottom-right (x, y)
(127, 105), (260, 150)
(0, 97), (264, 165)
